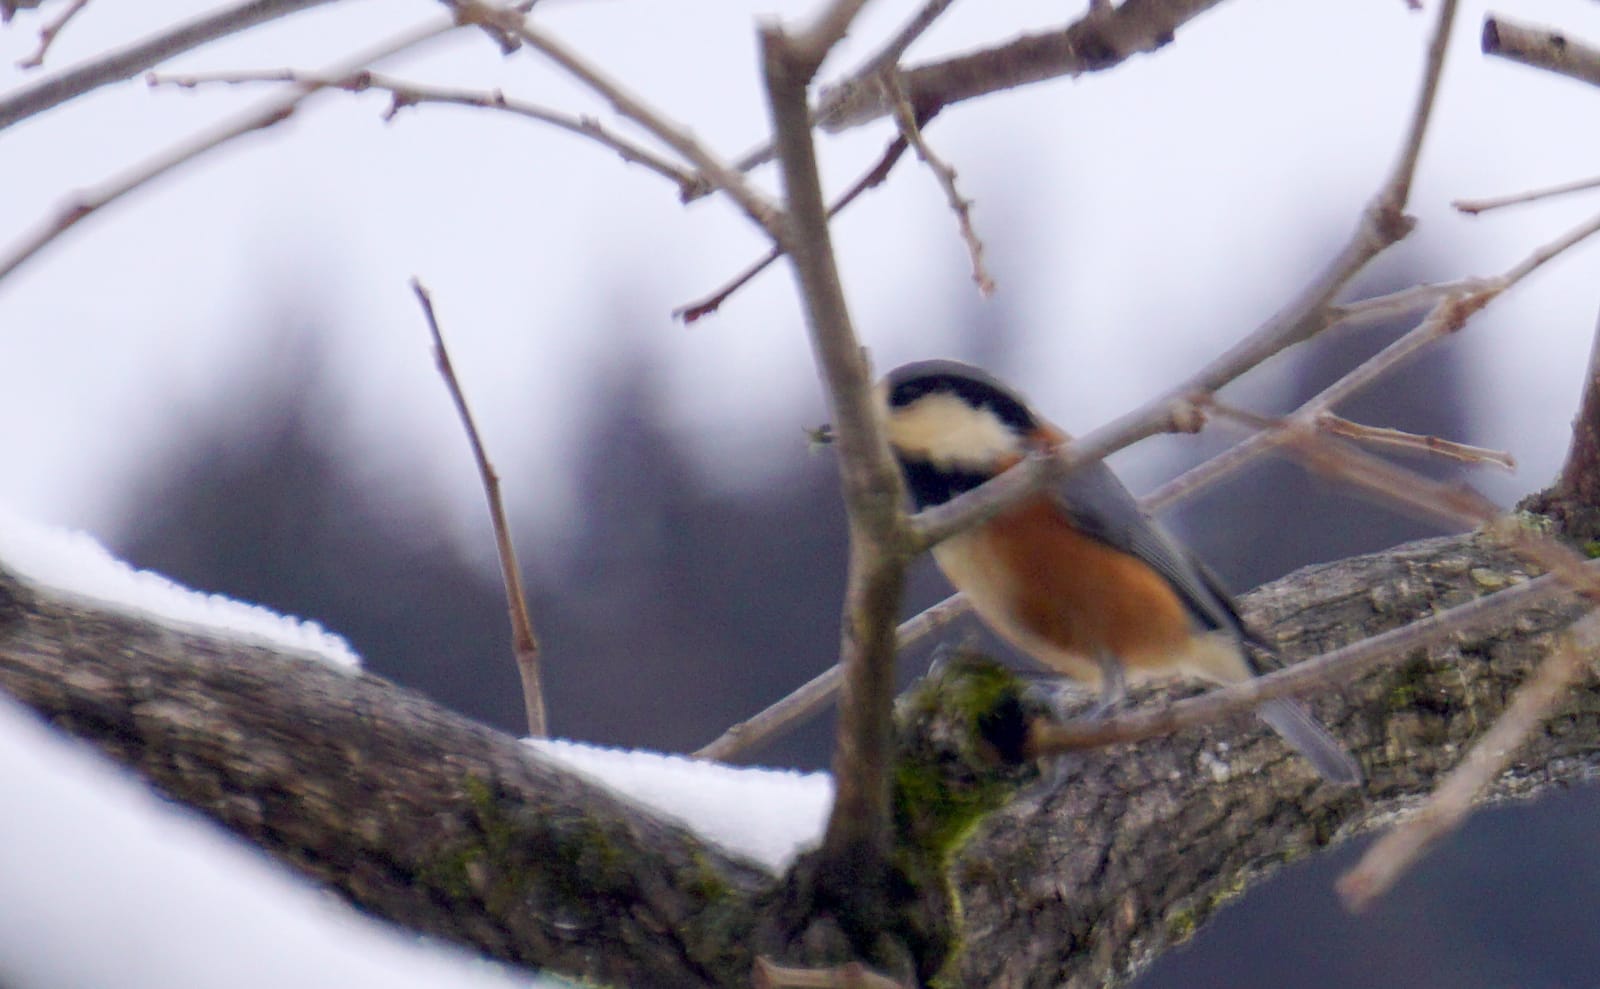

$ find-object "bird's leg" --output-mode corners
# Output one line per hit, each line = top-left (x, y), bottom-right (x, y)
(1086, 652), (1127, 721)
(1038, 655), (1126, 790)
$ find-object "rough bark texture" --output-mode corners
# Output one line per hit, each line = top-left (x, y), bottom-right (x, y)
(2, 529), (1598, 988)
(0, 567), (772, 989)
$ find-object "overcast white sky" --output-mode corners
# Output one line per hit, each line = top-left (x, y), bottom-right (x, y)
(3, 0), (1600, 554)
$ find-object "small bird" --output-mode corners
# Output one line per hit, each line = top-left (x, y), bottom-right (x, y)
(877, 359), (1361, 785)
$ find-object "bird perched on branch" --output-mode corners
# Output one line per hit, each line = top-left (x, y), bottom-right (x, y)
(876, 359), (1361, 785)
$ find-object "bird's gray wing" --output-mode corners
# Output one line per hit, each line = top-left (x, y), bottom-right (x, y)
(1050, 459), (1243, 638)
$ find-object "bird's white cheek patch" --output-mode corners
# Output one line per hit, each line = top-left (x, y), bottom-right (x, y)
(886, 393), (1021, 469)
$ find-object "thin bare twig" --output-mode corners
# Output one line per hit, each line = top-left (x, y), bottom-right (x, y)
(695, 591), (968, 762)
(675, 130), (913, 323)
(0, 0), (340, 131)
(1326, 281), (1470, 328)
(1146, 204), (1600, 511)
(847, 0), (958, 86)
(450, 0), (781, 237)
(786, 0), (875, 74)
(1317, 415), (1515, 469)
(148, 68), (705, 199)
(717, 0), (956, 179)
(909, 398), (1199, 550)
(1282, 430), (1600, 607)
(15, 0), (91, 69)
(1337, 611), (1600, 911)
(410, 279), (546, 738)
(0, 18), (458, 287)
(1483, 14), (1600, 90)
(754, 957), (910, 989)
(884, 73), (993, 295)
(1454, 172), (1600, 215)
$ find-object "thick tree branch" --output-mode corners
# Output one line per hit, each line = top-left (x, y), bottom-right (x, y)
(1483, 14), (1600, 90)
(0, 565), (770, 989)
(3, 530), (1596, 988)
(814, 0), (1228, 132)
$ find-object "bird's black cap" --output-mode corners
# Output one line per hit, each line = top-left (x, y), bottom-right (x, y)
(883, 360), (1037, 435)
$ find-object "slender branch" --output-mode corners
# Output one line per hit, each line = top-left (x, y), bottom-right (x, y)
(884, 74), (993, 296)
(450, 0), (781, 237)
(1379, 0), (1454, 212)
(695, 591), (968, 762)
(1281, 429), (1600, 608)
(1454, 172), (1600, 215)
(1026, 557), (1590, 755)
(787, 0), (875, 74)
(1146, 203), (1600, 511)
(1326, 280), (1467, 327)
(15, 0), (90, 69)
(848, 0), (958, 84)
(718, 0), (955, 180)
(1483, 14), (1600, 89)
(0, 0), (341, 131)
(1337, 610), (1600, 911)
(1317, 414), (1515, 470)
(755, 957), (909, 989)
(410, 279), (546, 738)
(1188, 0), (1457, 391)
(0, 18), (458, 287)
(909, 397), (1195, 550)
(1501, 206), (1600, 283)
(148, 68), (706, 199)
(675, 130), (913, 323)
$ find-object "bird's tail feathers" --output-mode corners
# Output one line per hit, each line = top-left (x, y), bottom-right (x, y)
(1256, 698), (1362, 786)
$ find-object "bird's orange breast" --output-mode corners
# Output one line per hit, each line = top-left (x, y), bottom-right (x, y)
(932, 493), (1201, 687)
